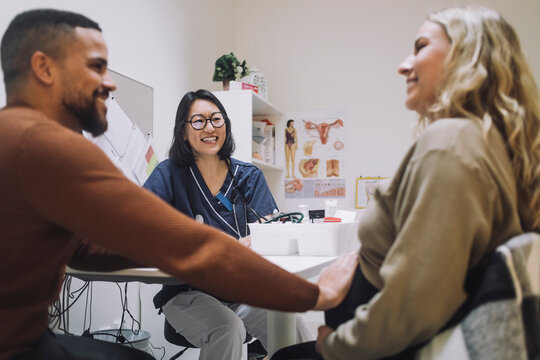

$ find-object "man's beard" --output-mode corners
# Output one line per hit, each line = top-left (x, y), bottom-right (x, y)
(63, 89), (109, 137)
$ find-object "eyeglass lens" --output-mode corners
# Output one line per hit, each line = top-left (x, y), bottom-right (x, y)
(190, 113), (225, 130)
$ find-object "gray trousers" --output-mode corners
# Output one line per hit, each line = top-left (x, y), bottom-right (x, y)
(162, 290), (313, 360)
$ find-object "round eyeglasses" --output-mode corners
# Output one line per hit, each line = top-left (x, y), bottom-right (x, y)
(188, 112), (226, 130)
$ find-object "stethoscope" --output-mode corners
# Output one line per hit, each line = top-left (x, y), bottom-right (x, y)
(186, 159), (248, 239)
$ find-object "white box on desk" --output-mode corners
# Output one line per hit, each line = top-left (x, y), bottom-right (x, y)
(296, 222), (359, 256)
(249, 222), (359, 256)
(249, 223), (298, 255)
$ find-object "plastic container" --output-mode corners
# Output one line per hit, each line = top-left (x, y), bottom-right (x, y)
(298, 204), (309, 223)
(249, 222), (359, 256)
(324, 199), (338, 217)
(91, 329), (151, 353)
(296, 222), (359, 256)
(249, 223), (299, 255)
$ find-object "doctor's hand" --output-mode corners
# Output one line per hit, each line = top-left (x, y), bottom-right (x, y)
(313, 252), (358, 311)
(238, 235), (251, 248)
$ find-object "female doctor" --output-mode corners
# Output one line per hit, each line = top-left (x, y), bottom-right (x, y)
(144, 89), (313, 360)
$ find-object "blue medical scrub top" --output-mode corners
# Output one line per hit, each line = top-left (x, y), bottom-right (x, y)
(143, 158), (278, 239)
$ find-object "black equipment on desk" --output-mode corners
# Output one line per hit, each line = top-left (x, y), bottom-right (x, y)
(308, 209), (325, 222)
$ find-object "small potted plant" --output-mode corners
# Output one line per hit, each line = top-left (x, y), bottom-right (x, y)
(212, 52), (249, 90)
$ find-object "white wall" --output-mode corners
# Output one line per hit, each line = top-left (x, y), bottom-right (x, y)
(235, 0), (540, 211)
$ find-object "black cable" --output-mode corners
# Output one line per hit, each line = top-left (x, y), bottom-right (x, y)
(48, 299), (61, 330)
(148, 340), (166, 360)
(59, 283), (89, 314)
(68, 277), (89, 298)
(83, 281), (93, 333)
(124, 285), (141, 334)
(115, 283), (126, 340)
(49, 275), (91, 335)
(51, 277), (147, 351)
(171, 346), (190, 360)
(264, 212), (304, 224)
(247, 206), (266, 223)
(83, 282), (89, 331)
(88, 331), (136, 349)
(63, 276), (71, 334)
(113, 283), (141, 341)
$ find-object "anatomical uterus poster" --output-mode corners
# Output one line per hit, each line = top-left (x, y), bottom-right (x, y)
(284, 110), (347, 199)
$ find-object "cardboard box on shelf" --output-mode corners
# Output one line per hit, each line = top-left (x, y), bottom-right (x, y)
(252, 137), (269, 162)
(263, 137), (274, 165)
(254, 119), (274, 138)
(252, 120), (275, 165)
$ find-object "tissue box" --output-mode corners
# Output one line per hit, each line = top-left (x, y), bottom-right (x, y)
(249, 222), (359, 256)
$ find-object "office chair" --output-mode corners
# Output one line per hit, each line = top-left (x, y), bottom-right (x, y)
(164, 318), (267, 360)
(414, 232), (540, 359)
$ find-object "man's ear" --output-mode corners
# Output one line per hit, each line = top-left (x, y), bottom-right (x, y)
(30, 51), (56, 86)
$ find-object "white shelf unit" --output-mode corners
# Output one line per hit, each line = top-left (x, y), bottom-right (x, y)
(213, 90), (285, 206)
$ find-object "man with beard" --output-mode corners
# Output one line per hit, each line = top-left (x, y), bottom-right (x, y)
(0, 9), (357, 360)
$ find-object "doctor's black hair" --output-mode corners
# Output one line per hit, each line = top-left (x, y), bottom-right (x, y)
(1, 8), (101, 93)
(169, 89), (235, 167)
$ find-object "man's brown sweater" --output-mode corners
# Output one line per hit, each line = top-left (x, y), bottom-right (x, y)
(0, 106), (318, 359)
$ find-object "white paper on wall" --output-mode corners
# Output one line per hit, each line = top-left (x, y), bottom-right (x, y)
(84, 97), (158, 186)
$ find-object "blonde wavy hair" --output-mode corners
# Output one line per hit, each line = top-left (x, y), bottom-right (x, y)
(421, 6), (540, 231)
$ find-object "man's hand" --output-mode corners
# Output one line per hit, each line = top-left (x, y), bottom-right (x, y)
(238, 235), (251, 248)
(315, 325), (334, 353)
(313, 252), (358, 310)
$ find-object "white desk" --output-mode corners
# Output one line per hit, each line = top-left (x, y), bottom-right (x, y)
(66, 255), (336, 356)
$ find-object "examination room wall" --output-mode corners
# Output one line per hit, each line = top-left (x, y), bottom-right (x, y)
(235, 0), (540, 211)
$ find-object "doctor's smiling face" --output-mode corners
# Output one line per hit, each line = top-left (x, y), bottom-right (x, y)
(398, 21), (450, 115)
(185, 99), (227, 158)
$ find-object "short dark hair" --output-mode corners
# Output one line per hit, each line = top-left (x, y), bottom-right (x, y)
(169, 89), (235, 167)
(287, 119), (295, 127)
(1, 8), (101, 91)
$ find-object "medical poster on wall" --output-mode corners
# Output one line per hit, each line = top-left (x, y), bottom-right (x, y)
(284, 110), (347, 198)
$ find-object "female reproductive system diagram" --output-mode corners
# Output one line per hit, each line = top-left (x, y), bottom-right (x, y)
(284, 110), (347, 199)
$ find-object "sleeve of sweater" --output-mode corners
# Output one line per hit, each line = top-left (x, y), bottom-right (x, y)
(16, 122), (318, 312)
(68, 235), (143, 271)
(321, 149), (497, 359)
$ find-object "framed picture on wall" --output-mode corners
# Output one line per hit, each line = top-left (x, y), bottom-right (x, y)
(355, 177), (389, 209)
